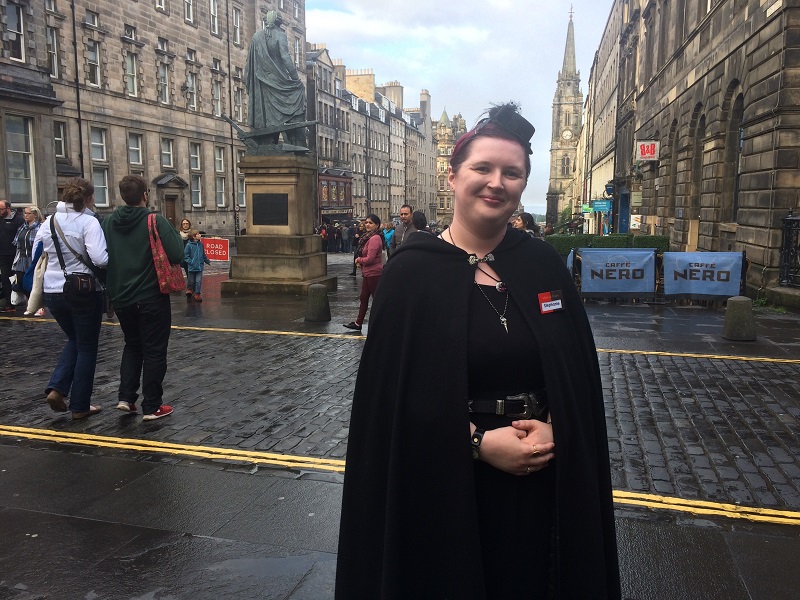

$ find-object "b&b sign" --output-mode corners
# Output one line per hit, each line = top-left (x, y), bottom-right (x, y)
(635, 141), (660, 161)
(201, 237), (229, 261)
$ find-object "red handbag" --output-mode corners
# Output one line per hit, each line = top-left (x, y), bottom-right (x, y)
(148, 213), (185, 294)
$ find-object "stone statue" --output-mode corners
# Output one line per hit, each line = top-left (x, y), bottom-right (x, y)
(240, 10), (310, 152)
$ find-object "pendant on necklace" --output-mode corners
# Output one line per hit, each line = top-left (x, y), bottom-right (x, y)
(499, 315), (508, 334)
(496, 282), (507, 293)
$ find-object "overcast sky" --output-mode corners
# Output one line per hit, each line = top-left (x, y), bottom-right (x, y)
(305, 0), (614, 215)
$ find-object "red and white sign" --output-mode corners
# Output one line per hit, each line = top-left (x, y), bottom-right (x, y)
(635, 141), (660, 161)
(201, 237), (229, 261)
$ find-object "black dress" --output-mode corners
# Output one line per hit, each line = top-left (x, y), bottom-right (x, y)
(469, 283), (555, 598)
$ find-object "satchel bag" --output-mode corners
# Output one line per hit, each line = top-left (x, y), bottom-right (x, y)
(50, 217), (97, 308)
(148, 213), (185, 294)
(24, 250), (47, 315)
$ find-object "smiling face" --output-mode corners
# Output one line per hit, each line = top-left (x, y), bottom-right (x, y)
(448, 137), (527, 233)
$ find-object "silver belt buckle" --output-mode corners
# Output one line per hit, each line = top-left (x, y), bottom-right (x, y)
(498, 393), (534, 419)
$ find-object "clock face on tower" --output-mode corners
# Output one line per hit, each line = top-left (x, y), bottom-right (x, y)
(562, 129), (573, 140)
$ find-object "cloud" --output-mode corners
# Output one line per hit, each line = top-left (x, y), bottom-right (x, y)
(306, 0), (614, 212)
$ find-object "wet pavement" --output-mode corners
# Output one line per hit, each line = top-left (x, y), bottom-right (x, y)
(0, 252), (799, 599)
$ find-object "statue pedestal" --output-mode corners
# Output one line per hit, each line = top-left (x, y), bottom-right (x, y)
(221, 155), (336, 296)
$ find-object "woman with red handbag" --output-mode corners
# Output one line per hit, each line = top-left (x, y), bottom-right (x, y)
(102, 175), (184, 421)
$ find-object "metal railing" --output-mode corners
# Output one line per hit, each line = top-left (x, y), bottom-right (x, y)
(779, 210), (800, 287)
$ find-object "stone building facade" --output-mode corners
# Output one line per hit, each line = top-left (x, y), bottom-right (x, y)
(434, 108), (467, 227)
(583, 0), (798, 290)
(1, 0), (440, 237)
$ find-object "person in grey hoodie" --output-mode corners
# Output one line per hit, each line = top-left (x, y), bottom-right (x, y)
(102, 175), (183, 421)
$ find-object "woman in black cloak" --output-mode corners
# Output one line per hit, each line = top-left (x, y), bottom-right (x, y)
(336, 103), (620, 599)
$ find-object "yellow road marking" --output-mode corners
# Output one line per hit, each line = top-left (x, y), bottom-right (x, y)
(5, 316), (800, 361)
(1, 424), (798, 526)
(598, 347), (800, 365)
(0, 425), (345, 473)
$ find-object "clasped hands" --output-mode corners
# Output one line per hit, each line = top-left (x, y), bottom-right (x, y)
(476, 419), (555, 476)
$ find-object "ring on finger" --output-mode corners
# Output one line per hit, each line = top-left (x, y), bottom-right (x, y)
(532, 444), (540, 456)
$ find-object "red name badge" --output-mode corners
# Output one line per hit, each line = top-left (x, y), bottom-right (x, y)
(538, 290), (564, 314)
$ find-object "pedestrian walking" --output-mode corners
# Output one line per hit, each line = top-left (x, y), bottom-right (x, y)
(343, 214), (383, 332)
(0, 199), (24, 311)
(34, 178), (108, 419)
(11, 206), (43, 307)
(184, 230), (211, 302)
(102, 175), (183, 421)
(336, 103), (620, 598)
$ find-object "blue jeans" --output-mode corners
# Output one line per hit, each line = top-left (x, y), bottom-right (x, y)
(44, 292), (104, 413)
(115, 294), (171, 415)
(187, 271), (203, 294)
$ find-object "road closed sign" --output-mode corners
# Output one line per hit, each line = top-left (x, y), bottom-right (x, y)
(201, 237), (229, 261)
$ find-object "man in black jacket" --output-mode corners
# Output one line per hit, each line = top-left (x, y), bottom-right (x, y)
(0, 200), (23, 311)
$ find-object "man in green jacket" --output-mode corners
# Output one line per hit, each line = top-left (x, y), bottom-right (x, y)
(102, 175), (183, 420)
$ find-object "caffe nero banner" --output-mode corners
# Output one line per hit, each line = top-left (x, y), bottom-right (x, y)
(579, 249), (657, 295)
(663, 252), (743, 298)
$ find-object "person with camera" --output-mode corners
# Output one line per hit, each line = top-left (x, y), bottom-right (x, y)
(33, 178), (108, 419)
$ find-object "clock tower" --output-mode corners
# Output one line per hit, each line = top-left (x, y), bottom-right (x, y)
(546, 11), (583, 227)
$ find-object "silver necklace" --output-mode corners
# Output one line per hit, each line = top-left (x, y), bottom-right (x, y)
(447, 228), (495, 264)
(475, 281), (509, 334)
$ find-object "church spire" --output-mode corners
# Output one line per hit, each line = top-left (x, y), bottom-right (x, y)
(560, 8), (577, 79)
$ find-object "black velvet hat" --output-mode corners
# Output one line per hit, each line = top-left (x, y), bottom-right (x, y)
(486, 103), (535, 154)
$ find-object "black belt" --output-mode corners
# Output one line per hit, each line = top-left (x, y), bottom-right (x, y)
(468, 390), (548, 420)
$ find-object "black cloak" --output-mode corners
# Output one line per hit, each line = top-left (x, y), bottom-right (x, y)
(336, 230), (620, 599)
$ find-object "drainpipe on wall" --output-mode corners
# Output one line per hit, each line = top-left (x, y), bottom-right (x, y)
(70, 0), (85, 176)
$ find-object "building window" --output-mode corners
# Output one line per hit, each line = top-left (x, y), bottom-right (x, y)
(561, 156), (570, 176)
(212, 80), (222, 116)
(232, 7), (241, 44)
(191, 174), (202, 206)
(6, 3), (24, 61)
(189, 142), (201, 170)
(278, 0), (284, 9)
(161, 138), (174, 168)
(54, 122), (67, 158)
(186, 48), (197, 62)
(212, 57), (222, 70)
(186, 72), (197, 110)
(294, 0), (299, 18)
(209, 0), (219, 34)
(90, 127), (107, 161)
(294, 37), (301, 67)
(5, 115), (34, 203)
(125, 52), (138, 97)
(85, 10), (98, 26)
(46, 0), (56, 11)
(214, 146), (225, 172)
(124, 24), (137, 40)
(86, 40), (100, 86)
(158, 63), (170, 104)
(184, 0), (194, 22)
(92, 167), (109, 206)
(215, 176), (225, 207)
(234, 87), (243, 122)
(155, 0), (166, 9)
(128, 133), (143, 165)
(157, 37), (168, 52)
(47, 27), (60, 78)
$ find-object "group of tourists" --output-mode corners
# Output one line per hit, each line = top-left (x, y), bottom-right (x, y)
(3, 175), (211, 422)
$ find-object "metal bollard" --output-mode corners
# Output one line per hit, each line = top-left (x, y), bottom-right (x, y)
(305, 283), (331, 322)
(722, 296), (757, 341)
